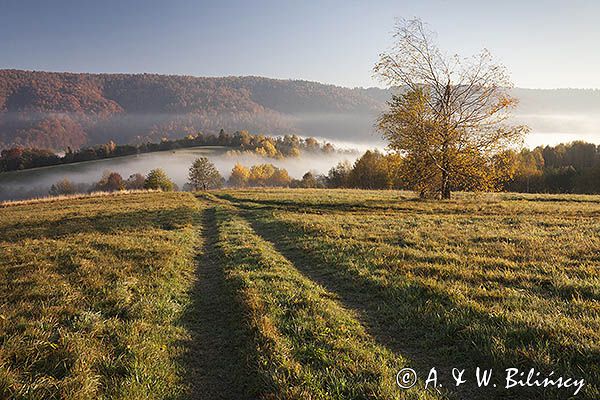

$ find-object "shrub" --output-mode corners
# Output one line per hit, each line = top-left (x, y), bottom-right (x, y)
(49, 178), (77, 196)
(125, 173), (146, 190)
(94, 171), (125, 192)
(144, 169), (175, 191)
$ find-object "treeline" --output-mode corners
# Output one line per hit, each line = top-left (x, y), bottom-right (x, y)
(226, 151), (400, 189)
(41, 140), (600, 198)
(0, 130), (335, 172)
(228, 141), (600, 194)
(504, 141), (600, 193)
(49, 169), (178, 196)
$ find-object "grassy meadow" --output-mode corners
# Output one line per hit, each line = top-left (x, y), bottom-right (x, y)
(0, 189), (598, 399)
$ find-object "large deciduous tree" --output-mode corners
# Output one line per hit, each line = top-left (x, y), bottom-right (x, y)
(374, 19), (528, 199)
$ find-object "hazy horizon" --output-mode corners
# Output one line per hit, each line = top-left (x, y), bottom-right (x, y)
(1, 1), (600, 149)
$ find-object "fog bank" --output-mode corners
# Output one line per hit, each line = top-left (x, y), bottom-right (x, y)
(0, 147), (360, 201)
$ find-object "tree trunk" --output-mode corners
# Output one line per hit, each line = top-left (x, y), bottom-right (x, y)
(441, 168), (451, 199)
(440, 138), (451, 200)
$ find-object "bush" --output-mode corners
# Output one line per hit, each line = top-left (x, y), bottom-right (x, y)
(49, 179), (77, 196)
(125, 173), (146, 190)
(144, 169), (175, 191)
(327, 160), (352, 188)
(94, 171), (125, 192)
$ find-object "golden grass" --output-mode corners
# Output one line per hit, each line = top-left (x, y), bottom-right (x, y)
(0, 191), (199, 399)
(208, 203), (442, 399)
(0, 189), (161, 208)
(212, 188), (600, 399)
(2, 188), (598, 399)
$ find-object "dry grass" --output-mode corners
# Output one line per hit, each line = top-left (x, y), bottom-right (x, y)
(212, 188), (600, 399)
(207, 202), (442, 399)
(0, 189), (160, 208)
(2, 188), (598, 399)
(0, 191), (199, 399)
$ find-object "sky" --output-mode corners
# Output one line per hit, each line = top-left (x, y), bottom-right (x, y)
(1, 0), (599, 89)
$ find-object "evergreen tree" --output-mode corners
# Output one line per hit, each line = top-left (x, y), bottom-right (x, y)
(188, 157), (223, 190)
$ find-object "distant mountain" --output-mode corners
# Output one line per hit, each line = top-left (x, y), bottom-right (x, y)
(0, 70), (384, 150)
(1, 69), (599, 150)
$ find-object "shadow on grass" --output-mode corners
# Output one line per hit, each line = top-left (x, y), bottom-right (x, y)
(243, 210), (599, 400)
(214, 193), (433, 213)
(178, 207), (260, 400)
(214, 193), (513, 218)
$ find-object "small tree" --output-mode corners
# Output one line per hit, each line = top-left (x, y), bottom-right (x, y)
(268, 167), (292, 187)
(188, 157), (223, 190)
(349, 150), (390, 189)
(144, 169), (175, 191)
(229, 163), (250, 187)
(249, 164), (276, 187)
(94, 171), (125, 192)
(49, 178), (76, 196)
(125, 173), (146, 190)
(327, 160), (352, 188)
(300, 171), (318, 188)
(374, 19), (528, 199)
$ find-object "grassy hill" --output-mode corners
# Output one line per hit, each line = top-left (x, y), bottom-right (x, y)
(0, 189), (598, 399)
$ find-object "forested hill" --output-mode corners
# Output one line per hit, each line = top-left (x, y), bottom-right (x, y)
(1, 69), (599, 151)
(0, 70), (383, 150)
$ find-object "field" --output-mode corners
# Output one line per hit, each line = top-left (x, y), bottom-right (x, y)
(0, 189), (598, 399)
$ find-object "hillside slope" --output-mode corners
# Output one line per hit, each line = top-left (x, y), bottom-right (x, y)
(1, 69), (599, 150)
(0, 70), (383, 150)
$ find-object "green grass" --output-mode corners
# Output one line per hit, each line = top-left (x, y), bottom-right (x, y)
(213, 189), (600, 399)
(1, 189), (598, 399)
(0, 192), (200, 399)
(209, 203), (439, 399)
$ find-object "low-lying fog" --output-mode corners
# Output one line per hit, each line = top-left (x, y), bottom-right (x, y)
(2, 110), (600, 201)
(0, 147), (361, 201)
(513, 113), (600, 148)
(297, 112), (600, 148)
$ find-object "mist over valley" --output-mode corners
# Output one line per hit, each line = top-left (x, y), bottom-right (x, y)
(1, 70), (598, 151)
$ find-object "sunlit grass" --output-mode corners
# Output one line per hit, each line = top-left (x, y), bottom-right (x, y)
(209, 202), (441, 399)
(2, 188), (599, 399)
(0, 192), (199, 399)
(214, 188), (600, 399)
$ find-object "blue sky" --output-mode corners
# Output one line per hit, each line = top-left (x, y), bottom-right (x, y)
(1, 0), (598, 88)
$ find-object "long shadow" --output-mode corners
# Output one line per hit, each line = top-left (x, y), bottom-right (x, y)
(214, 193), (471, 215)
(402, 263), (600, 304)
(226, 194), (600, 307)
(178, 207), (260, 399)
(0, 206), (196, 242)
(243, 210), (599, 400)
(216, 193), (600, 218)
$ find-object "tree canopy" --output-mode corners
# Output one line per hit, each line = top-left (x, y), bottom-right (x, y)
(375, 19), (528, 198)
